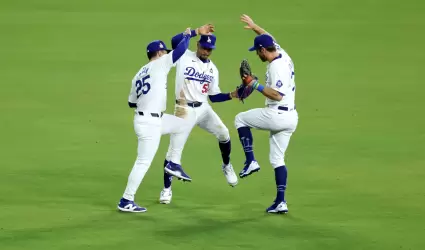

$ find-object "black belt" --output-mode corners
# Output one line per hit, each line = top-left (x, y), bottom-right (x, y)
(278, 105), (296, 111)
(138, 112), (163, 117)
(175, 100), (202, 108)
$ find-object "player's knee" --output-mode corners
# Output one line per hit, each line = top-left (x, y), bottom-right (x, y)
(234, 113), (246, 129)
(270, 155), (285, 169)
(217, 126), (230, 142)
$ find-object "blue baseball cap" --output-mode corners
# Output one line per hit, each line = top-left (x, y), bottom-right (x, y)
(146, 40), (171, 53)
(198, 34), (216, 49)
(248, 34), (275, 51)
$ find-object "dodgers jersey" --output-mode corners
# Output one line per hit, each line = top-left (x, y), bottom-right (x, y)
(265, 43), (296, 108)
(174, 51), (220, 102)
(128, 51), (175, 113)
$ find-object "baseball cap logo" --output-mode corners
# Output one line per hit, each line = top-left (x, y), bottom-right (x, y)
(159, 43), (164, 48)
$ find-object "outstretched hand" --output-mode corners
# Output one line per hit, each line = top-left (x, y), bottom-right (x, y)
(240, 14), (255, 30)
(197, 24), (215, 35)
(184, 27), (192, 36)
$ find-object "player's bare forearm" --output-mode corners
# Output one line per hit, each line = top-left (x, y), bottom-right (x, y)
(251, 24), (276, 41)
(251, 23), (267, 36)
(244, 78), (282, 101)
(260, 87), (283, 101)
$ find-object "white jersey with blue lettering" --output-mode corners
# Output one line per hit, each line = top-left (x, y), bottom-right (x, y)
(174, 50), (220, 102)
(165, 50), (230, 166)
(234, 41), (298, 170)
(128, 51), (175, 113)
(264, 43), (296, 109)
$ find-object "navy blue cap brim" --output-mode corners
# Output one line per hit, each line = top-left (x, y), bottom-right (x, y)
(248, 46), (256, 51)
(199, 42), (215, 49)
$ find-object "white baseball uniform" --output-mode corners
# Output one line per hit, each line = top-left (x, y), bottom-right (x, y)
(122, 51), (189, 201)
(165, 50), (230, 164)
(235, 42), (298, 168)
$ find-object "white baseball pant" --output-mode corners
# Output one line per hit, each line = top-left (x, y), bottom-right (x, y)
(122, 112), (189, 201)
(165, 103), (230, 164)
(234, 106), (298, 168)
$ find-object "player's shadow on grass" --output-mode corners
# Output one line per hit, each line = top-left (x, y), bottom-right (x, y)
(151, 202), (270, 238)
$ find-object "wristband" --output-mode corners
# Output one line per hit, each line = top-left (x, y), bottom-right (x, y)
(252, 80), (259, 89)
(251, 80), (264, 92)
(256, 84), (265, 92)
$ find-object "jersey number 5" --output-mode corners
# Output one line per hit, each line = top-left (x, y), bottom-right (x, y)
(201, 83), (209, 94)
(136, 75), (151, 98)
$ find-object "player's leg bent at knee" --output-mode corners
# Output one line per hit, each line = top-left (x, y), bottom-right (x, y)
(197, 107), (232, 166)
(161, 114), (193, 187)
(196, 107), (238, 186)
(235, 114), (256, 164)
(214, 126), (238, 186)
(163, 131), (193, 182)
(162, 117), (195, 184)
(234, 108), (270, 164)
(234, 111), (262, 178)
(216, 126), (231, 165)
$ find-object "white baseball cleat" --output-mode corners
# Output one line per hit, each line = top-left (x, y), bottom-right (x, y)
(117, 198), (147, 213)
(239, 160), (261, 178)
(266, 201), (289, 214)
(159, 189), (172, 204)
(222, 163), (238, 187)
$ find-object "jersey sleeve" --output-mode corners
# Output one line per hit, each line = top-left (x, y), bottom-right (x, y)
(160, 33), (191, 71)
(128, 78), (137, 103)
(159, 52), (175, 72)
(208, 66), (221, 95)
(171, 50), (189, 68)
(273, 41), (285, 53)
(269, 63), (290, 96)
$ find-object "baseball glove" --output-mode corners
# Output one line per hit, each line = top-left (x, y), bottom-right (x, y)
(236, 83), (253, 103)
(239, 59), (255, 85)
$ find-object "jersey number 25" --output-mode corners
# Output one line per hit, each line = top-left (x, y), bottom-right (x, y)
(136, 75), (151, 98)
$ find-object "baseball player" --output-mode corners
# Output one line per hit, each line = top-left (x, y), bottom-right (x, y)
(117, 26), (213, 213)
(235, 14), (298, 214)
(159, 29), (242, 204)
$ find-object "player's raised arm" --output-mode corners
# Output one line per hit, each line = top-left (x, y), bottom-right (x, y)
(240, 14), (276, 40)
(170, 28), (193, 63)
(170, 24), (215, 49)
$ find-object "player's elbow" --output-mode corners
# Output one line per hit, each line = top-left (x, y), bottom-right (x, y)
(208, 95), (217, 103)
(269, 91), (283, 101)
(274, 94), (283, 101)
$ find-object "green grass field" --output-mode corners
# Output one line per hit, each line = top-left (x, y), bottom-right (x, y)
(1, 0), (425, 249)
